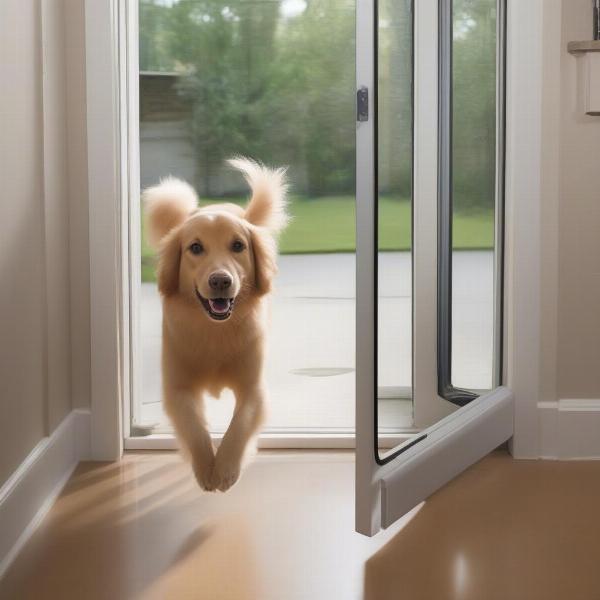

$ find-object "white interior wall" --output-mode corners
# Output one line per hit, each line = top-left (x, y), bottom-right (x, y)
(41, 0), (72, 431)
(534, 0), (600, 459)
(0, 0), (89, 487)
(556, 0), (600, 401)
(64, 0), (91, 411)
(0, 0), (48, 485)
(538, 0), (562, 408)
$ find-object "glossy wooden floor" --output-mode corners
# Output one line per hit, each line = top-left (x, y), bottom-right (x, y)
(2, 451), (600, 600)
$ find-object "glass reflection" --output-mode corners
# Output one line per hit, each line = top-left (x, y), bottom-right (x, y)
(377, 0), (413, 449)
(451, 0), (497, 391)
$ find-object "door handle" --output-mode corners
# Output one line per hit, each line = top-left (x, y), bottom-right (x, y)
(357, 86), (369, 122)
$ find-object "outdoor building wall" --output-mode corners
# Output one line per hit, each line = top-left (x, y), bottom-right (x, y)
(138, 73), (311, 196)
(140, 121), (198, 190)
(139, 73), (198, 190)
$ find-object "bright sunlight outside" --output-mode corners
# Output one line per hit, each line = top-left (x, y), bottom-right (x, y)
(135, 0), (497, 435)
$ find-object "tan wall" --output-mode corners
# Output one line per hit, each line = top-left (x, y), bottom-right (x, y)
(539, 0), (562, 405)
(0, 0), (48, 484)
(64, 0), (90, 411)
(41, 0), (72, 431)
(0, 0), (89, 485)
(556, 0), (600, 399)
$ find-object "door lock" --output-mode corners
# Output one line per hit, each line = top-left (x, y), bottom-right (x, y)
(357, 86), (369, 122)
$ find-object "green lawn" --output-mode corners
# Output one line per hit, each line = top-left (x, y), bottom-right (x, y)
(141, 196), (494, 282)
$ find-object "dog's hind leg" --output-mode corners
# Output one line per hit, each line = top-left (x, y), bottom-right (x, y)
(211, 384), (267, 492)
(163, 386), (216, 491)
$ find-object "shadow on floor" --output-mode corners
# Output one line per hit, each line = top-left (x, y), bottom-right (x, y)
(0, 456), (261, 600)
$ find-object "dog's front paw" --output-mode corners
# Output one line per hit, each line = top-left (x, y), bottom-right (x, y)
(192, 458), (216, 491)
(211, 456), (241, 492)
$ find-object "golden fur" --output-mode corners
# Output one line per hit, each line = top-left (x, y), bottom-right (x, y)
(143, 158), (288, 491)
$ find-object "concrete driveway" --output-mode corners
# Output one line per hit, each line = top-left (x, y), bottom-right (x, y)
(137, 252), (493, 433)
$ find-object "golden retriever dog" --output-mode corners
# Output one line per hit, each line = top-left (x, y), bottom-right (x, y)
(143, 158), (288, 491)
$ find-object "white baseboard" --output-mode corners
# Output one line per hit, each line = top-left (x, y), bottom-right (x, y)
(538, 400), (600, 459)
(0, 409), (91, 578)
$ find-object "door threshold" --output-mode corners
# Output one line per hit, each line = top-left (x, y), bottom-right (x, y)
(124, 431), (419, 451)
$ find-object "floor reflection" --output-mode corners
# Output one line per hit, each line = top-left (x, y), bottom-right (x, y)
(3, 452), (600, 600)
(363, 452), (600, 600)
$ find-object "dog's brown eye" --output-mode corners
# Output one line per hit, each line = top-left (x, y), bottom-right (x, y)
(189, 242), (204, 255)
(231, 240), (245, 253)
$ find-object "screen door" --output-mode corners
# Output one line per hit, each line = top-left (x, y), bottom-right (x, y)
(355, 0), (513, 536)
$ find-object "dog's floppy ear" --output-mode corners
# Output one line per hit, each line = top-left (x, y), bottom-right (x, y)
(157, 228), (182, 297)
(227, 157), (289, 234)
(143, 177), (198, 248)
(250, 226), (277, 296)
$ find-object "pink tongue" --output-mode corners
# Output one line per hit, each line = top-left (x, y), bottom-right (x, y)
(209, 299), (230, 314)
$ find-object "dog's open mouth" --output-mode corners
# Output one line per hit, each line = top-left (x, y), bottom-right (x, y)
(195, 288), (235, 321)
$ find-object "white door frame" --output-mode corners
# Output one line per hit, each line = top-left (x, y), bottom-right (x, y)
(503, 0), (547, 459)
(84, 0), (548, 461)
(85, 0), (123, 461)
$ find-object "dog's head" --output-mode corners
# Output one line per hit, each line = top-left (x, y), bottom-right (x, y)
(143, 159), (287, 323)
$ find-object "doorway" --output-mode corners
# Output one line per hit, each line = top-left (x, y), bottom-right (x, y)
(128, 0), (500, 448)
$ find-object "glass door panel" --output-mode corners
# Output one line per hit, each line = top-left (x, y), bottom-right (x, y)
(376, 0), (414, 449)
(438, 0), (502, 403)
(356, 0), (512, 536)
(450, 0), (498, 393)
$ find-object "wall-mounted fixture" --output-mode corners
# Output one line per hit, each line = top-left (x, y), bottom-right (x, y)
(594, 0), (600, 40)
(568, 40), (600, 116)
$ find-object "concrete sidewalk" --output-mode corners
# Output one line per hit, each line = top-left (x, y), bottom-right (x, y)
(137, 252), (493, 433)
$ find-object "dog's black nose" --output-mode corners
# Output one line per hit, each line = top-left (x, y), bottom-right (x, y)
(209, 271), (232, 292)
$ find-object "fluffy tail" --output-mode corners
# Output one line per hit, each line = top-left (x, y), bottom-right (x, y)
(142, 176), (198, 248)
(228, 157), (289, 234)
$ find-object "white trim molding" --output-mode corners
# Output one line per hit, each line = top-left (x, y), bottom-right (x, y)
(84, 0), (123, 460)
(538, 400), (600, 460)
(504, 0), (543, 459)
(504, 0), (563, 459)
(0, 410), (91, 579)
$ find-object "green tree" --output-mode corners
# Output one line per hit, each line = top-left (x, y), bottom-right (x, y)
(378, 0), (413, 198)
(139, 0), (497, 207)
(140, 0), (358, 197)
(271, 0), (356, 196)
(453, 0), (497, 212)
(159, 0), (280, 195)
(140, 1), (177, 71)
